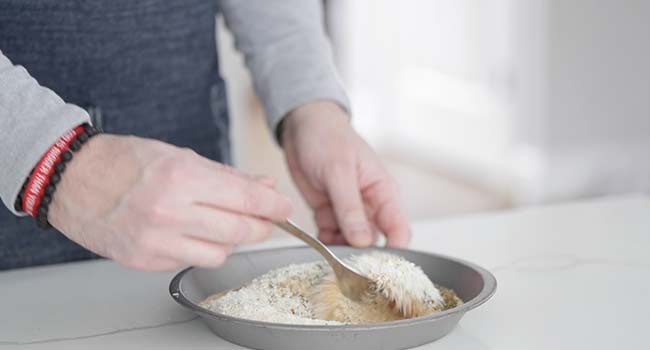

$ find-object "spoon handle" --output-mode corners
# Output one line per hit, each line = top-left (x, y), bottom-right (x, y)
(274, 219), (345, 273)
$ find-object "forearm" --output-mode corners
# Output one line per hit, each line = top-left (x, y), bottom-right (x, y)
(0, 50), (89, 215)
(218, 0), (350, 137)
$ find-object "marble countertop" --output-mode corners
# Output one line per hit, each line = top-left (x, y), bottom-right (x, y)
(1, 195), (648, 349)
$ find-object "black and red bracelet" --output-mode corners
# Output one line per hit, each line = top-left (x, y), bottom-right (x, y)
(15, 123), (100, 229)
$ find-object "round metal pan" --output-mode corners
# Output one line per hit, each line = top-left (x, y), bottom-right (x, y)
(169, 246), (496, 350)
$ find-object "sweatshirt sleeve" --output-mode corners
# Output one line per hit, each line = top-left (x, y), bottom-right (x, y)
(0, 50), (90, 215)
(218, 0), (350, 137)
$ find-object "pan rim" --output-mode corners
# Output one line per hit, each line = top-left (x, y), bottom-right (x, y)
(169, 245), (496, 331)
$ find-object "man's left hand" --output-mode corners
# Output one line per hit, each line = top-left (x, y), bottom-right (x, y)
(281, 101), (411, 247)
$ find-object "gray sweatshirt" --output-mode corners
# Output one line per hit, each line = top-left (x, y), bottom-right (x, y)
(0, 0), (349, 215)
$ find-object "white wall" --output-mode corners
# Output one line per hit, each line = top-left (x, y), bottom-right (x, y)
(513, 0), (650, 202)
(330, 0), (650, 204)
(328, 0), (522, 198)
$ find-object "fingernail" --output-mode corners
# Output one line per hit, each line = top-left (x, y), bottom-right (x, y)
(347, 226), (373, 247)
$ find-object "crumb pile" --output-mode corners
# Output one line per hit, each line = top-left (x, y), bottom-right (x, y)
(200, 252), (462, 325)
(312, 252), (446, 322)
(201, 261), (341, 325)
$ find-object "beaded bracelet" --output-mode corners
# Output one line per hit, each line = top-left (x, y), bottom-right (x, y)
(15, 123), (100, 229)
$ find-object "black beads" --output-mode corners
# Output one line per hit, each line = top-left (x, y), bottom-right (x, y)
(55, 162), (66, 173)
(77, 132), (89, 143)
(44, 184), (56, 195)
(50, 173), (61, 184)
(36, 203), (50, 229)
(36, 213), (50, 229)
(40, 195), (52, 206)
(37, 205), (48, 217)
(69, 140), (81, 151)
(14, 195), (23, 211)
(61, 150), (73, 162)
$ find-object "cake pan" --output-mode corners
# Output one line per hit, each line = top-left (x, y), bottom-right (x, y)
(169, 246), (496, 350)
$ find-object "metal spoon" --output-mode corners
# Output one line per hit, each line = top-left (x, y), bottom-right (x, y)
(275, 219), (375, 302)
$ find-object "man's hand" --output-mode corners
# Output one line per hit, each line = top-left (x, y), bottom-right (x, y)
(49, 134), (292, 271)
(282, 101), (411, 247)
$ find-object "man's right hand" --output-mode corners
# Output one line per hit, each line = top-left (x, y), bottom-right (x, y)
(48, 134), (292, 271)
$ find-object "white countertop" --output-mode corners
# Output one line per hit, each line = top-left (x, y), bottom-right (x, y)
(1, 195), (649, 349)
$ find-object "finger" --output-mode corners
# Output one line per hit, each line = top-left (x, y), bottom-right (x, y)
(325, 166), (373, 247)
(155, 236), (232, 268)
(331, 233), (349, 245)
(131, 256), (185, 272)
(190, 165), (293, 220)
(318, 229), (336, 244)
(314, 205), (339, 232)
(366, 181), (411, 248)
(183, 204), (274, 244)
(314, 206), (370, 246)
(376, 201), (411, 247)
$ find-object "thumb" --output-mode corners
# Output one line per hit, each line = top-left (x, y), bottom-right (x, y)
(326, 168), (374, 247)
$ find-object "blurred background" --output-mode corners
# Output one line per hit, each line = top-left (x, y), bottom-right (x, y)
(217, 0), (649, 233)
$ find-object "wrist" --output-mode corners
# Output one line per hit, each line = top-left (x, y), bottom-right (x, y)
(48, 133), (146, 232)
(47, 133), (112, 227)
(281, 100), (350, 146)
